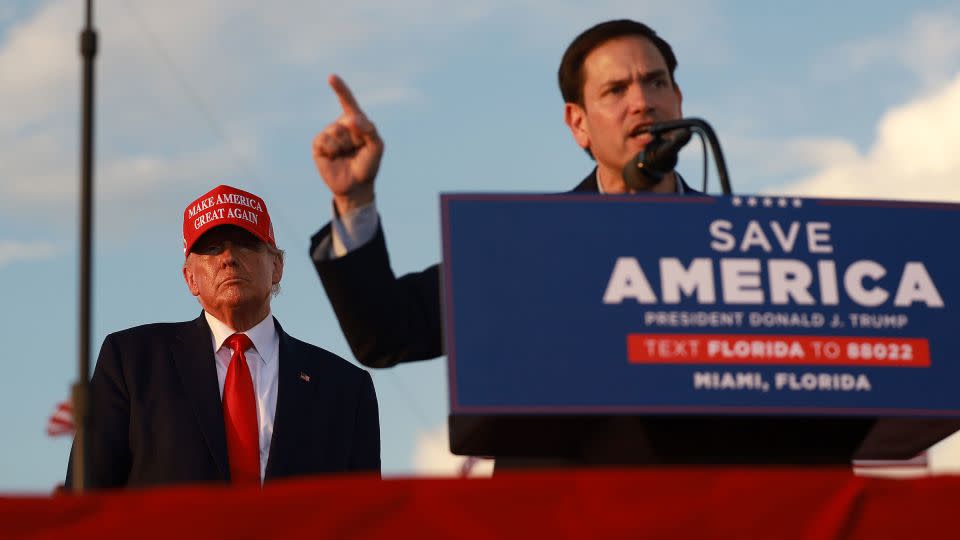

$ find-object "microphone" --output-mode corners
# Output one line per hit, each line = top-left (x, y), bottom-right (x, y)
(622, 126), (692, 191)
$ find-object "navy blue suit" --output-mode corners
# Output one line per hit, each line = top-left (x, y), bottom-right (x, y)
(66, 314), (379, 489)
(311, 169), (700, 368)
(309, 170), (703, 467)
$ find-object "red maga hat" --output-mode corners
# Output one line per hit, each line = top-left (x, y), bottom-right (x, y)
(182, 185), (276, 255)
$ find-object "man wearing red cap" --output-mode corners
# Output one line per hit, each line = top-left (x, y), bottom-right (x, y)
(67, 185), (380, 489)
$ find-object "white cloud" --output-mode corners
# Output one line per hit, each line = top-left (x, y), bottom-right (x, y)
(0, 0), (76, 134)
(777, 71), (960, 201)
(1, 132), (255, 227)
(0, 0), (500, 134)
(0, 0), (725, 230)
(719, 134), (860, 187)
(0, 0), (250, 218)
(0, 241), (58, 268)
(503, 0), (728, 68)
(896, 11), (960, 88)
(0, 0), (482, 213)
(411, 423), (493, 477)
(822, 7), (960, 89)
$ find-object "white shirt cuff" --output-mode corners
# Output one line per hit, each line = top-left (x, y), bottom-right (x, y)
(330, 200), (379, 258)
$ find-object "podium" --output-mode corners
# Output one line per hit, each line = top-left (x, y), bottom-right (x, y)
(449, 415), (960, 465)
(440, 194), (960, 464)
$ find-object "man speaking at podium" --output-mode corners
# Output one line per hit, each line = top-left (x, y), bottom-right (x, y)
(67, 185), (380, 489)
(310, 19), (696, 369)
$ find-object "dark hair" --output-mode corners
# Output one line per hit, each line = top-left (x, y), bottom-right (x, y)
(558, 19), (678, 105)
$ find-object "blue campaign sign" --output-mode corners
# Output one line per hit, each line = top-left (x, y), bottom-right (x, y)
(440, 193), (960, 417)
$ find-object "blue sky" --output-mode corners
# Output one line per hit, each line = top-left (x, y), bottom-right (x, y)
(3, 0), (960, 491)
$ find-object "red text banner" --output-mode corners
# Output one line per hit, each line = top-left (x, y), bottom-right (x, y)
(627, 334), (931, 367)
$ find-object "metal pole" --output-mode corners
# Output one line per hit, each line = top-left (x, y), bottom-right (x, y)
(73, 0), (97, 493)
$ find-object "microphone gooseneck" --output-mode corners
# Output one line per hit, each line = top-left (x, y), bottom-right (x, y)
(620, 117), (733, 195)
(622, 127), (692, 190)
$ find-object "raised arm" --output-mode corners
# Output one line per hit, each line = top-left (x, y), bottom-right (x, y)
(312, 74), (384, 216)
(310, 76), (444, 368)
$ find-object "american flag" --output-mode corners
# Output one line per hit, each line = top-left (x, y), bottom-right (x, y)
(46, 400), (75, 437)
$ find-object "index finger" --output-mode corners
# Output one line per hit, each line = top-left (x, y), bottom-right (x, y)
(328, 74), (364, 115)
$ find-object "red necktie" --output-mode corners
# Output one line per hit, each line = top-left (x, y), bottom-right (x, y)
(223, 333), (260, 485)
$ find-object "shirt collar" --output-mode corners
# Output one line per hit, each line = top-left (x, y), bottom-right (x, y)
(204, 311), (277, 365)
(596, 167), (685, 194)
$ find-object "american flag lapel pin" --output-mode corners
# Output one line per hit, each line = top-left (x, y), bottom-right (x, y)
(299, 372), (311, 383)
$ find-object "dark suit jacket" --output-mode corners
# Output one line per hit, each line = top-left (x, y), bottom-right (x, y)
(311, 169), (700, 369)
(310, 170), (705, 467)
(66, 314), (379, 489)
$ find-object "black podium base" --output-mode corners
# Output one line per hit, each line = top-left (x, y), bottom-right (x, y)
(449, 414), (960, 465)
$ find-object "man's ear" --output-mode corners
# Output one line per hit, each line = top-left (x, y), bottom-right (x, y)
(674, 83), (683, 117)
(182, 261), (200, 297)
(272, 253), (284, 286)
(564, 102), (591, 151)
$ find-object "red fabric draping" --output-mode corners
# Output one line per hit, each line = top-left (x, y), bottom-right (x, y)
(1, 468), (955, 539)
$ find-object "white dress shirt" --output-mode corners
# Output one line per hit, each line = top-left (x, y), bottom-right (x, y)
(205, 311), (280, 482)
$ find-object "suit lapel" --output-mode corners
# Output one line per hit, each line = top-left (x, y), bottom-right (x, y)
(265, 319), (333, 480)
(571, 169), (599, 193)
(677, 173), (704, 195)
(570, 168), (703, 195)
(171, 313), (229, 481)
